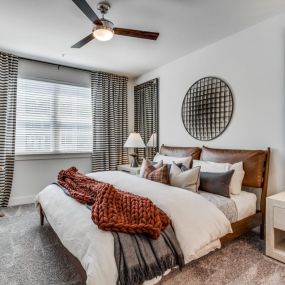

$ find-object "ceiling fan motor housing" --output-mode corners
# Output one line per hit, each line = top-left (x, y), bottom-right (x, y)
(97, 2), (111, 15)
(93, 19), (114, 32)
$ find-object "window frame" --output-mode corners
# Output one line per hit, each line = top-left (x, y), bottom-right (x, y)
(15, 76), (93, 157)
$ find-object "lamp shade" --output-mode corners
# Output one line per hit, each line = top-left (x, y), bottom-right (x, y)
(147, 133), (157, 147)
(92, 19), (114, 42)
(124, 133), (146, 148)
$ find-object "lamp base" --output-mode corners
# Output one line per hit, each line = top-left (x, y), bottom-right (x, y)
(129, 153), (139, 167)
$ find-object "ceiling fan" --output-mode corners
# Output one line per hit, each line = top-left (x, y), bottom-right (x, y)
(71, 0), (159, 48)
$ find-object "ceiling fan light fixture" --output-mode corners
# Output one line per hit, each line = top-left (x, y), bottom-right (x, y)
(93, 19), (114, 41)
(71, 0), (159, 48)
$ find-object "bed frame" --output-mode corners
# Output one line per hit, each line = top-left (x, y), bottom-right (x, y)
(159, 145), (271, 242)
(39, 145), (270, 283)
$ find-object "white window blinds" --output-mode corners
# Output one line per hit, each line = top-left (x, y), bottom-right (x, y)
(16, 78), (92, 154)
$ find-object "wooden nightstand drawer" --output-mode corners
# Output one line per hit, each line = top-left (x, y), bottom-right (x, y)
(274, 206), (285, 231)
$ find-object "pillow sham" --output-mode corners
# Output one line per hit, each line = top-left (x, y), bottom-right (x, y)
(140, 158), (183, 178)
(199, 170), (235, 198)
(153, 153), (192, 168)
(192, 160), (245, 195)
(140, 158), (163, 178)
(143, 160), (170, 185)
(227, 162), (245, 195)
(192, 160), (229, 172)
(170, 162), (200, 192)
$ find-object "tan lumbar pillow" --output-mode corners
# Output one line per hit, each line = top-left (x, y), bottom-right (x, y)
(170, 162), (200, 192)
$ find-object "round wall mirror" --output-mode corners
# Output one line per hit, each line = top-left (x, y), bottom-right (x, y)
(182, 77), (233, 141)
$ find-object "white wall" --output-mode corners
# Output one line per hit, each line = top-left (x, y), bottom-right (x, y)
(9, 59), (134, 206)
(9, 155), (92, 205)
(135, 13), (285, 195)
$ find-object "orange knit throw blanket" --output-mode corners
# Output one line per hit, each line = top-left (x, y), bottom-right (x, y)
(57, 167), (170, 239)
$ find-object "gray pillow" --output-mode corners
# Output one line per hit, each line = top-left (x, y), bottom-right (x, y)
(199, 170), (234, 198)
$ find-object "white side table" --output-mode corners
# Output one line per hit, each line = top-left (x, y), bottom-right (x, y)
(266, 192), (285, 263)
(117, 164), (140, 176)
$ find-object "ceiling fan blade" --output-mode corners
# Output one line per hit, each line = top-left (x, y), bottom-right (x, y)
(72, 0), (102, 25)
(114, 28), (159, 40)
(71, 33), (94, 48)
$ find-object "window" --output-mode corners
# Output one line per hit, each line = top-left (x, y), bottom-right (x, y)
(16, 78), (92, 154)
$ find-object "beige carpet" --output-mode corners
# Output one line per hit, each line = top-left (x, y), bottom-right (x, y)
(1, 204), (285, 285)
(161, 232), (285, 285)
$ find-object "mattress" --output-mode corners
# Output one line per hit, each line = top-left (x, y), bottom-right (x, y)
(36, 171), (232, 285)
(200, 190), (257, 223)
(231, 191), (257, 221)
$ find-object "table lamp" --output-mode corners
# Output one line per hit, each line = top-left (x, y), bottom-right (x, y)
(147, 133), (157, 148)
(124, 133), (145, 167)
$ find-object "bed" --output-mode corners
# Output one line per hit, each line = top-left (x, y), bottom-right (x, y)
(36, 145), (270, 284)
(159, 145), (270, 243)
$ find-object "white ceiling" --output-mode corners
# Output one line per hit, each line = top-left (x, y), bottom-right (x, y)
(1, 0), (285, 77)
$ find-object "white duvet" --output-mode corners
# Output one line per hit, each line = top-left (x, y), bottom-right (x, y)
(36, 171), (232, 285)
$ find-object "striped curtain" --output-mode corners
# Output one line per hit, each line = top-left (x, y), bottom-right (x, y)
(134, 78), (159, 162)
(91, 72), (128, 172)
(0, 52), (18, 207)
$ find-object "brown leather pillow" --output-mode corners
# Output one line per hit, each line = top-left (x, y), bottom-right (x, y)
(144, 160), (170, 185)
(200, 146), (267, 188)
(199, 170), (234, 198)
(160, 145), (201, 160)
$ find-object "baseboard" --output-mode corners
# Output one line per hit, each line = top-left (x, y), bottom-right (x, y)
(8, 195), (35, 206)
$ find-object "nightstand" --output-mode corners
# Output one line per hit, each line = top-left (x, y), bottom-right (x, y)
(266, 192), (285, 263)
(117, 164), (141, 176)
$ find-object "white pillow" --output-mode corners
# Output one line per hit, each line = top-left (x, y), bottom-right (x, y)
(153, 153), (192, 168)
(192, 160), (245, 195)
(140, 158), (163, 178)
(170, 163), (200, 192)
(192, 160), (230, 172)
(229, 162), (245, 195)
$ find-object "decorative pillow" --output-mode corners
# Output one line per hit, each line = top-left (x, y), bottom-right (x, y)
(192, 160), (245, 195)
(165, 162), (183, 174)
(144, 160), (170, 184)
(193, 160), (229, 172)
(140, 158), (163, 178)
(153, 153), (192, 168)
(228, 162), (245, 195)
(199, 170), (235, 198)
(170, 162), (200, 192)
(180, 164), (191, 172)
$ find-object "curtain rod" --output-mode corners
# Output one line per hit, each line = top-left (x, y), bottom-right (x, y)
(18, 56), (130, 80)
(19, 56), (96, 73)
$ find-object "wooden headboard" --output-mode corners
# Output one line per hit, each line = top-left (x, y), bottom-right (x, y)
(160, 145), (201, 159)
(200, 146), (269, 188)
(160, 145), (271, 228)
(160, 145), (270, 188)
